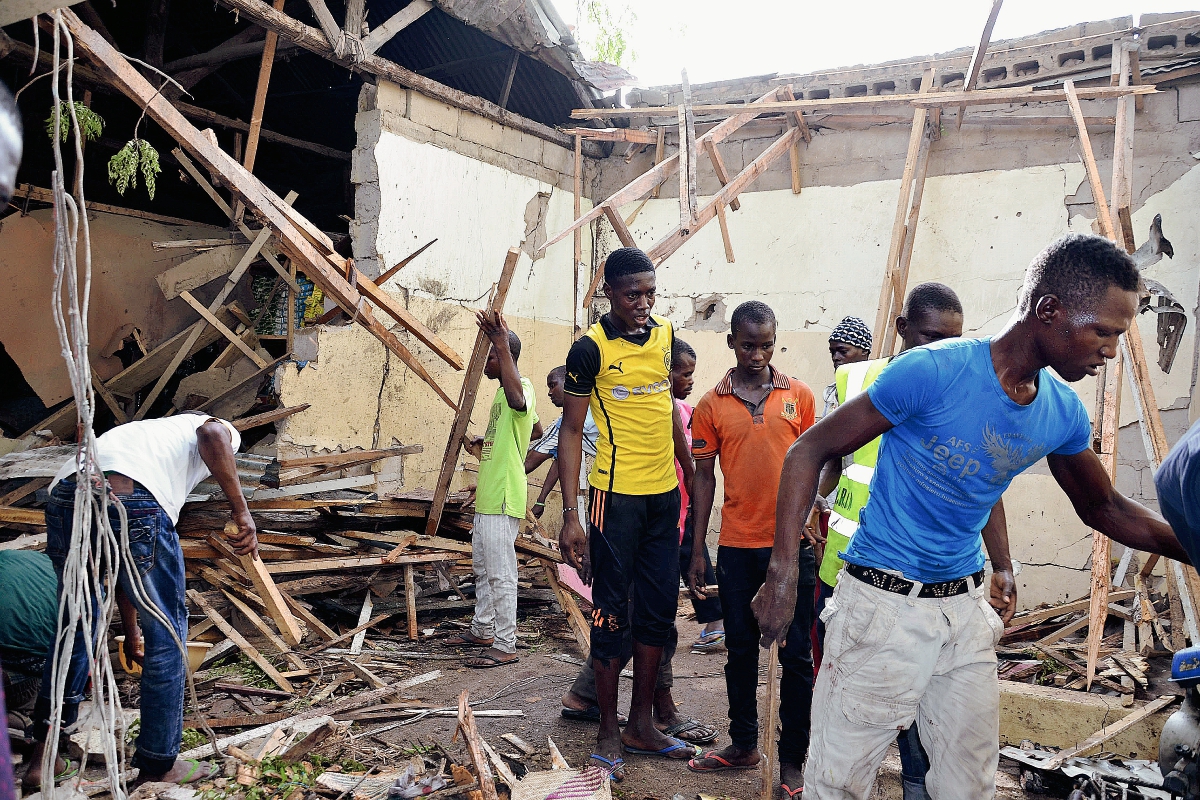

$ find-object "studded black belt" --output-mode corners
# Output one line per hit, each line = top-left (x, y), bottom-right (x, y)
(845, 563), (985, 599)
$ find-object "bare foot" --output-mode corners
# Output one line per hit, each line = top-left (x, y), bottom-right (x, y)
(780, 762), (805, 797)
(622, 716), (698, 758)
(687, 743), (759, 772)
(135, 759), (218, 786)
(652, 687), (716, 743)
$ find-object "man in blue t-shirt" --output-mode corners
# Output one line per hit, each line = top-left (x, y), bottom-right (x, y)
(1156, 419), (1200, 563)
(752, 234), (1190, 799)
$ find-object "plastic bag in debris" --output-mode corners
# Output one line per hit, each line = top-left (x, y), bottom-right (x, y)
(386, 763), (448, 799)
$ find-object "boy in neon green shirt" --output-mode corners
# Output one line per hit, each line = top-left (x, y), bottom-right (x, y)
(454, 310), (540, 668)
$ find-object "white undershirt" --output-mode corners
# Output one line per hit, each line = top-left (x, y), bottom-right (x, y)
(50, 415), (241, 524)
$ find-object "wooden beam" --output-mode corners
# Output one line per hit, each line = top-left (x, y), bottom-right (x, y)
(180, 290), (269, 368)
(652, 126), (666, 198)
(561, 127), (660, 145)
(646, 125), (804, 265)
(1063, 80), (1116, 241)
(880, 119), (933, 357)
(571, 84), (1156, 119)
(235, 0), (287, 224)
(573, 134), (582, 335)
(498, 51), (519, 110)
(539, 85), (783, 256)
(218, 522), (304, 645)
(543, 564), (589, 653)
(187, 589), (294, 692)
(175, 102), (351, 161)
(715, 201), (735, 263)
(601, 204), (636, 248)
(759, 642), (780, 800)
(12, 183), (209, 227)
(222, 590), (306, 670)
(305, 0), (343, 54)
(360, 0), (432, 57)
(233, 404), (309, 432)
(387, 248), (520, 552)
(457, 691), (500, 800)
(377, 238), (438, 286)
(701, 138), (741, 211)
(957, 0), (1005, 130)
(871, 67), (934, 358)
(349, 590), (373, 655)
(679, 70), (698, 231)
(92, 366), (128, 423)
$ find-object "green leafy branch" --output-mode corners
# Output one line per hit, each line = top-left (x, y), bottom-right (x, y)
(108, 138), (161, 200)
(45, 101), (104, 143)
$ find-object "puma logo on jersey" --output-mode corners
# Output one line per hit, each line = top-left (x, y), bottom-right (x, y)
(607, 363), (625, 374)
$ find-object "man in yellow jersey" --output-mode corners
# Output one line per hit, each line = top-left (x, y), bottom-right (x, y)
(558, 247), (697, 781)
(814, 284), (1015, 800)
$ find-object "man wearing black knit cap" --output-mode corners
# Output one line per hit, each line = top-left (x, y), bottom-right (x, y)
(822, 317), (872, 418)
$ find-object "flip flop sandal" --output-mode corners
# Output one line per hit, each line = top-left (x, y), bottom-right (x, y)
(781, 783), (804, 797)
(465, 653), (519, 669)
(692, 630), (726, 651)
(445, 634), (494, 647)
(23, 758), (81, 790)
(661, 719), (718, 744)
(623, 737), (698, 759)
(687, 751), (757, 773)
(588, 754), (625, 782)
(561, 706), (628, 726)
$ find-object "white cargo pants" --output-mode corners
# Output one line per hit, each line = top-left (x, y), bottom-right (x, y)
(803, 569), (1005, 800)
(470, 513), (520, 654)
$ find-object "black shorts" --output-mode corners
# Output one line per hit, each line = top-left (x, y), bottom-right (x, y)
(587, 485), (681, 660)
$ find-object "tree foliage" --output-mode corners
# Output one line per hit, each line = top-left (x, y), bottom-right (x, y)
(45, 102), (104, 143)
(581, 0), (635, 67)
(108, 139), (161, 200)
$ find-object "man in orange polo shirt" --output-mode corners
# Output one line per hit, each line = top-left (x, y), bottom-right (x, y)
(684, 301), (816, 798)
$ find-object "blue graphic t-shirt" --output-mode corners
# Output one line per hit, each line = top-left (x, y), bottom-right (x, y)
(846, 337), (1092, 582)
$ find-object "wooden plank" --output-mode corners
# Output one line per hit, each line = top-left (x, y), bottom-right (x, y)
(701, 138), (741, 211)
(1035, 615), (1091, 647)
(957, 0), (1005, 130)
(350, 590), (373, 655)
(652, 126), (666, 199)
(573, 134), (582, 335)
(601, 204), (636, 248)
(156, 245), (241, 300)
(1086, 350), (1123, 686)
(404, 564), (419, 640)
(269, 552), (458, 575)
(11, 182), (211, 227)
(498, 51), (520, 109)
(301, 611), (400, 655)
(760, 642), (780, 800)
(249, 474), (375, 499)
(304, 0), (342, 51)
(187, 589), (294, 692)
(63, 12), (460, 416)
(543, 564), (589, 653)
(457, 691), (500, 800)
(387, 248), (519, 552)
(561, 127), (660, 145)
(180, 290), (269, 368)
(340, 657), (389, 690)
(218, 522), (304, 645)
(1043, 695), (1177, 769)
(280, 591), (337, 641)
(281, 447), (417, 470)
(0, 506), (46, 526)
(1063, 80), (1116, 242)
(0, 477), (50, 506)
(540, 85), (783, 255)
(241, 0), (286, 182)
(777, 85), (806, 193)
(233, 405), (310, 431)
(871, 67), (934, 357)
(360, 0), (432, 56)
(0, 533), (46, 550)
(680, 70), (698, 229)
(715, 201), (735, 263)
(571, 84), (1157, 119)
(1011, 591), (1134, 627)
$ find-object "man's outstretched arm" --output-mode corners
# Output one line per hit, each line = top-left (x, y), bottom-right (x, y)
(557, 394), (593, 582)
(1048, 449), (1191, 564)
(197, 420), (257, 557)
(752, 393), (894, 646)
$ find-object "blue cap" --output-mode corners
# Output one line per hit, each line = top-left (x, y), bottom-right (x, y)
(1172, 647), (1200, 684)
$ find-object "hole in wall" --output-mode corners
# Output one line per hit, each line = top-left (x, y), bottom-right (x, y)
(940, 72), (965, 88)
(808, 88), (830, 100)
(1092, 44), (1113, 61)
(1058, 50), (1085, 67)
(910, 77), (924, 92)
(1148, 35), (1178, 50)
(871, 81), (895, 95)
(1014, 60), (1040, 77)
(845, 85), (868, 97)
(1186, 33), (1200, 47)
(982, 66), (1008, 83)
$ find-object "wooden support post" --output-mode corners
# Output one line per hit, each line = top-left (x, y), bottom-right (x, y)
(777, 85), (809, 193)
(573, 134), (582, 335)
(760, 642), (780, 800)
(1064, 81), (1116, 242)
(91, 366), (128, 423)
(715, 201), (735, 263)
(871, 67), (934, 357)
(360, 0), (431, 56)
(188, 589), (295, 692)
(601, 203), (636, 249)
(234, 0), (286, 224)
(404, 564), (419, 639)
(879, 121), (933, 357)
(652, 126), (666, 198)
(223, 590), (307, 671)
(387, 248), (520, 552)
(957, 0), (1004, 130)
(498, 51), (519, 110)
(681, 70), (698, 228)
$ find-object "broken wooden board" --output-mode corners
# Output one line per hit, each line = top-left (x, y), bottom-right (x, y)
(218, 521), (304, 645)
(187, 588), (295, 692)
(156, 244), (242, 300)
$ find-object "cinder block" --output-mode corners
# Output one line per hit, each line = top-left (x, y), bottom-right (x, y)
(459, 112), (504, 149)
(408, 91), (459, 136)
(541, 143), (574, 174)
(534, 165), (561, 187)
(500, 127), (544, 164)
(350, 145), (378, 184)
(374, 81), (407, 115)
(380, 112), (433, 145)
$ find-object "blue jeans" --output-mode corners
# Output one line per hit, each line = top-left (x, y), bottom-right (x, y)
(716, 544), (815, 766)
(33, 479), (188, 775)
